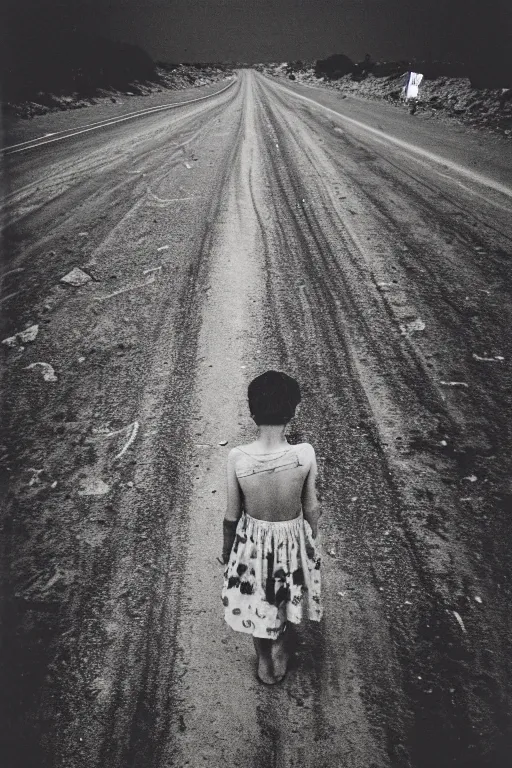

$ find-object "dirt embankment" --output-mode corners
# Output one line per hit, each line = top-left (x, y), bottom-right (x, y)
(259, 62), (512, 139)
(3, 64), (234, 120)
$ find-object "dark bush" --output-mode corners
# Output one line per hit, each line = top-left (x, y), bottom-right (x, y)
(353, 53), (375, 80)
(373, 61), (410, 78)
(315, 54), (354, 80)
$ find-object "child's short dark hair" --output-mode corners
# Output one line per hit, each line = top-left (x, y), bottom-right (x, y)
(248, 370), (301, 426)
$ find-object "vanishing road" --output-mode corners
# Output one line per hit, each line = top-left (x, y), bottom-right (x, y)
(2, 70), (512, 768)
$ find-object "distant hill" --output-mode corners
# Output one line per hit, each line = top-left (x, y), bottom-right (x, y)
(3, 28), (156, 102)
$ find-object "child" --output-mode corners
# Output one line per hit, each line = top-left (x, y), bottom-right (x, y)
(220, 370), (322, 685)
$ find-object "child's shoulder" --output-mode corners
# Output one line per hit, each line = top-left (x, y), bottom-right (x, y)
(295, 442), (316, 466)
(294, 441), (316, 455)
(227, 443), (254, 465)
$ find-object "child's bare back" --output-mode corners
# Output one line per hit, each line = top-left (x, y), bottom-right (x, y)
(229, 441), (317, 524)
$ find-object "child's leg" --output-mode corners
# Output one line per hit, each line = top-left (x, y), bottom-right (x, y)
(253, 637), (276, 684)
(270, 624), (288, 680)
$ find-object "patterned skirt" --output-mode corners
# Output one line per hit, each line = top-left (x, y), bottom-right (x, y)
(222, 512), (322, 638)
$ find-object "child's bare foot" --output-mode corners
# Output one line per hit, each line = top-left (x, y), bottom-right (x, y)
(253, 637), (279, 685)
(257, 654), (277, 685)
(271, 632), (288, 681)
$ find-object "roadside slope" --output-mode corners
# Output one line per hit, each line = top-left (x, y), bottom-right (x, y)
(261, 63), (512, 139)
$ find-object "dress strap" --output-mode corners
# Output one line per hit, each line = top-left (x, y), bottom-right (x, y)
(235, 449), (301, 478)
(234, 445), (294, 462)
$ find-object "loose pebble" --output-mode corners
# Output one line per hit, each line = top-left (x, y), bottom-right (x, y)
(78, 478), (110, 496)
(440, 380), (469, 388)
(19, 325), (40, 342)
(25, 362), (57, 382)
(2, 324), (39, 349)
(61, 268), (92, 287)
(400, 318), (425, 335)
(27, 468), (44, 486)
(2, 336), (18, 349)
(453, 611), (466, 633)
(472, 352), (504, 363)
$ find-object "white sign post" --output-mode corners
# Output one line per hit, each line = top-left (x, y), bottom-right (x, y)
(405, 71), (424, 101)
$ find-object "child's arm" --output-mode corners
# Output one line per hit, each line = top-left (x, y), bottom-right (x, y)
(221, 448), (243, 563)
(301, 445), (321, 538)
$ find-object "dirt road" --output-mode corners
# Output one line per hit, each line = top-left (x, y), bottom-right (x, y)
(2, 70), (512, 768)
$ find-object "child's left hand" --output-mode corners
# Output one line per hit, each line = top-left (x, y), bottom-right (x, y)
(217, 556), (227, 565)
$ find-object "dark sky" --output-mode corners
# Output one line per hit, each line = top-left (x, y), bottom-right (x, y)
(5, 0), (511, 66)
(96, 0), (431, 62)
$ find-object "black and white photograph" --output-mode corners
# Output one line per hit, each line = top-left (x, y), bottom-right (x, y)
(1, 1), (512, 766)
